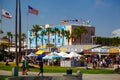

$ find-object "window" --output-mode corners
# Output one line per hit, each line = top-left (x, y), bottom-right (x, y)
(58, 39), (60, 43)
(53, 39), (55, 43)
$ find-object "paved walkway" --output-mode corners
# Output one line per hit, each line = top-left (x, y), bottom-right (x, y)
(0, 70), (120, 80)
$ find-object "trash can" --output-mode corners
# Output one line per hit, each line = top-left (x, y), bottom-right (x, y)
(77, 70), (83, 80)
(66, 68), (72, 75)
(12, 66), (18, 76)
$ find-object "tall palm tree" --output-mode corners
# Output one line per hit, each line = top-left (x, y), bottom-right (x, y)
(40, 30), (46, 46)
(72, 28), (79, 45)
(21, 33), (26, 50)
(65, 30), (71, 45)
(0, 29), (3, 34)
(6, 32), (12, 53)
(28, 30), (32, 49)
(31, 24), (42, 50)
(78, 26), (87, 44)
(46, 27), (52, 44)
(51, 27), (59, 47)
(61, 29), (66, 46)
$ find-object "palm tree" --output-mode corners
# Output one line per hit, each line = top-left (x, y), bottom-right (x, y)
(46, 27), (52, 44)
(78, 26), (87, 44)
(72, 28), (79, 45)
(40, 30), (46, 46)
(31, 24), (42, 50)
(61, 29), (66, 46)
(21, 33), (26, 50)
(65, 30), (71, 45)
(51, 27), (59, 47)
(0, 29), (3, 34)
(6, 32), (12, 53)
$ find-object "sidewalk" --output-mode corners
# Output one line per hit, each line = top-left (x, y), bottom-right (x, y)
(0, 70), (120, 80)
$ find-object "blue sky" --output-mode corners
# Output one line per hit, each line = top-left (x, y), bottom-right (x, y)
(0, 0), (120, 37)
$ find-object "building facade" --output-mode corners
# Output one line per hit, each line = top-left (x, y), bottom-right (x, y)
(27, 24), (95, 49)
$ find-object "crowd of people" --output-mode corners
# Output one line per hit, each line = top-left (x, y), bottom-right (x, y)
(3, 52), (120, 76)
(86, 55), (120, 69)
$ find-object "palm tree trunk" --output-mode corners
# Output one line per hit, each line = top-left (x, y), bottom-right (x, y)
(42, 36), (44, 46)
(55, 34), (56, 47)
(62, 36), (64, 46)
(35, 33), (38, 50)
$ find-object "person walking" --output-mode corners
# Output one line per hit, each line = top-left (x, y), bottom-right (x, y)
(38, 58), (43, 76)
(22, 57), (29, 75)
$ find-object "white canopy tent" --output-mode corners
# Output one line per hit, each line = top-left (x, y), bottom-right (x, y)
(26, 53), (37, 57)
(58, 52), (71, 58)
(69, 51), (82, 58)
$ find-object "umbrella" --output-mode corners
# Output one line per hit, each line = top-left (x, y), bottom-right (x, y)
(36, 50), (44, 55)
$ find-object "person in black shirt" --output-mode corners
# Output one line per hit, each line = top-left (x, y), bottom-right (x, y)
(38, 58), (43, 76)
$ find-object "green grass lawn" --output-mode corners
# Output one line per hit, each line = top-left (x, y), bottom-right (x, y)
(0, 76), (12, 80)
(0, 62), (115, 74)
(0, 62), (116, 80)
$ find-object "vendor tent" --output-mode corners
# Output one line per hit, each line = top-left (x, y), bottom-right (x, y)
(37, 54), (46, 59)
(27, 53), (37, 57)
(58, 52), (71, 58)
(69, 51), (82, 58)
(92, 48), (100, 52)
(43, 52), (62, 59)
(36, 50), (44, 55)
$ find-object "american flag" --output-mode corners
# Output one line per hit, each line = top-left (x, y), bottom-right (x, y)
(28, 5), (38, 15)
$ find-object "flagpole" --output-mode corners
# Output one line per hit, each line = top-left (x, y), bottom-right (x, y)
(0, 4), (3, 38)
(26, 0), (29, 55)
(19, 0), (22, 63)
(0, 6), (2, 29)
(13, 0), (19, 76)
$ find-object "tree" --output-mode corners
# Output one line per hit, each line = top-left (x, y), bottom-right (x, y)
(95, 36), (120, 46)
(21, 33), (26, 50)
(40, 30), (46, 46)
(0, 36), (9, 60)
(78, 26), (87, 44)
(31, 24), (42, 50)
(46, 27), (52, 44)
(72, 26), (87, 44)
(72, 28), (79, 45)
(6, 32), (12, 53)
(51, 27), (59, 47)
(61, 29), (66, 46)
(65, 30), (71, 45)
(0, 29), (3, 34)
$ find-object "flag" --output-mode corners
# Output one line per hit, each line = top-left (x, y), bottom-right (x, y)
(61, 19), (79, 23)
(2, 9), (12, 19)
(28, 5), (38, 15)
(71, 19), (79, 22)
(83, 19), (90, 25)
